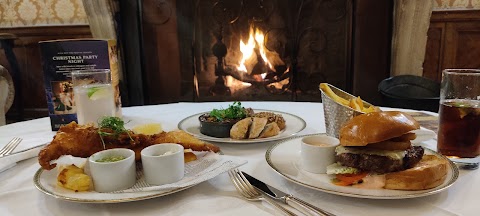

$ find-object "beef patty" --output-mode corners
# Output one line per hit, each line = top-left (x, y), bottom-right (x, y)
(335, 146), (424, 174)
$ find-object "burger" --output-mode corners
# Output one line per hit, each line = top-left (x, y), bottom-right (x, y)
(327, 111), (448, 190)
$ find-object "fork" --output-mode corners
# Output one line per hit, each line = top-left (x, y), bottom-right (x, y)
(228, 169), (297, 216)
(0, 137), (22, 156)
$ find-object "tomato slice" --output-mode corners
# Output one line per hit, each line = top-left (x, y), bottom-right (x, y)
(333, 172), (368, 186)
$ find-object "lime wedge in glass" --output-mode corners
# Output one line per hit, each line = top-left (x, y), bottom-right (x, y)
(87, 87), (110, 100)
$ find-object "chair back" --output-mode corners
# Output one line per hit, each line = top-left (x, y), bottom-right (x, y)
(378, 75), (440, 112)
(0, 65), (15, 125)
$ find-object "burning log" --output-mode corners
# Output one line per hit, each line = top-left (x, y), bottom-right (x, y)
(224, 66), (290, 85)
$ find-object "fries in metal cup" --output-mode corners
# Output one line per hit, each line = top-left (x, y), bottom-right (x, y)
(319, 83), (379, 138)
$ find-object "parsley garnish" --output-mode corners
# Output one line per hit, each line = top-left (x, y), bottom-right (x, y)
(97, 117), (133, 149)
(209, 102), (247, 121)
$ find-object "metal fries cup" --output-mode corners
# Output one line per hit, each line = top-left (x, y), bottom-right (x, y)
(320, 84), (374, 138)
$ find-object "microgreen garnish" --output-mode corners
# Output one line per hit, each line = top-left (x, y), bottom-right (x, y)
(209, 102), (247, 121)
(97, 117), (133, 149)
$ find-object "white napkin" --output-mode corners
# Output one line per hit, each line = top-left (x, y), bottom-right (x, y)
(0, 145), (43, 173)
(116, 152), (247, 193)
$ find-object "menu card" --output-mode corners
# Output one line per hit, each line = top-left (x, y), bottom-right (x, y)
(406, 111), (439, 132)
(39, 39), (122, 131)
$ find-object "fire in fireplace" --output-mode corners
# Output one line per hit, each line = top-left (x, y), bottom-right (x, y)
(212, 24), (289, 98)
(135, 0), (392, 104)
(178, 0), (353, 102)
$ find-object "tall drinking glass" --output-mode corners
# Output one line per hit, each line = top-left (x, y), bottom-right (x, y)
(437, 69), (480, 169)
(72, 69), (115, 126)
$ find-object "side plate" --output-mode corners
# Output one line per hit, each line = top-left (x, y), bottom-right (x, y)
(178, 109), (306, 143)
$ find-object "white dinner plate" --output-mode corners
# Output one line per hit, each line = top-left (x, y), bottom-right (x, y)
(34, 168), (194, 203)
(177, 109), (306, 143)
(266, 134), (459, 199)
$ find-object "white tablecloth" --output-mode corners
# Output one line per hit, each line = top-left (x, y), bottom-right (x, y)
(0, 102), (477, 216)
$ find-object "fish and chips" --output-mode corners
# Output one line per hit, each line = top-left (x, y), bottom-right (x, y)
(38, 118), (220, 171)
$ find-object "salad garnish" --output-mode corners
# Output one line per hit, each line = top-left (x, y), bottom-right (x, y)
(97, 117), (133, 149)
(209, 102), (247, 121)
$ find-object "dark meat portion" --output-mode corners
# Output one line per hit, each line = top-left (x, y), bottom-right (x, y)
(403, 146), (425, 168)
(336, 146), (424, 174)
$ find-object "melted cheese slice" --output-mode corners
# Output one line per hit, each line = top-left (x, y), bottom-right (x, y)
(335, 146), (406, 160)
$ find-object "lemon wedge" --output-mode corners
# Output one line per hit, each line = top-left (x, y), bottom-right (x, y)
(132, 123), (163, 135)
(88, 87), (111, 100)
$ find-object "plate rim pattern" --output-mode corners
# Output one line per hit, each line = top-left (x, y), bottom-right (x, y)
(33, 168), (194, 203)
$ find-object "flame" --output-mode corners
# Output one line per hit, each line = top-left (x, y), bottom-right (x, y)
(237, 25), (273, 72)
(255, 30), (273, 69)
(238, 27), (256, 72)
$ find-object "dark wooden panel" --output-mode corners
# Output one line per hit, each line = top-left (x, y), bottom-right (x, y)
(141, 0), (181, 104)
(119, 0), (145, 106)
(423, 10), (480, 82)
(423, 22), (445, 82)
(0, 25), (91, 120)
(443, 21), (480, 69)
(352, 0), (394, 105)
(430, 10), (480, 22)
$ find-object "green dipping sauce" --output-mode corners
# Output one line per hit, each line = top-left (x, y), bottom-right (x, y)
(96, 155), (126, 163)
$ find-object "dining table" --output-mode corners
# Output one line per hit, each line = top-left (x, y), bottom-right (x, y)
(0, 101), (477, 216)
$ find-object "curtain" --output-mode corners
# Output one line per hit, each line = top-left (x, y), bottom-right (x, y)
(391, 0), (434, 76)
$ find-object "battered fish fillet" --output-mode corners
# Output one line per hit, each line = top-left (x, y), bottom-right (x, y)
(155, 130), (220, 153)
(38, 122), (220, 170)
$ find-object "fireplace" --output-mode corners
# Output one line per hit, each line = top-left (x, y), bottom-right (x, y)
(128, 0), (393, 105)
(182, 0), (353, 102)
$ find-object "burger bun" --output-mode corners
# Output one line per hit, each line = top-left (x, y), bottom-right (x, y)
(340, 111), (420, 147)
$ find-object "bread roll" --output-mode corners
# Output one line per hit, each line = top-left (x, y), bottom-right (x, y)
(259, 122), (280, 138)
(230, 118), (252, 139)
(252, 112), (286, 130)
(249, 117), (268, 139)
(384, 155), (448, 190)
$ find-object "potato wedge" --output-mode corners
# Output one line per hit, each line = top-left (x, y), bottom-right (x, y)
(184, 149), (197, 163)
(57, 165), (92, 192)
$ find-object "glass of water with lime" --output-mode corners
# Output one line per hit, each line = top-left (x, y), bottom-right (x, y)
(72, 69), (115, 126)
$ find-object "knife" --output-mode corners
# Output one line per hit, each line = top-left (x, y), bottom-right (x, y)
(242, 172), (336, 216)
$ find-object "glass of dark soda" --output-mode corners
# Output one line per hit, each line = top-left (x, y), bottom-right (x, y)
(437, 69), (480, 169)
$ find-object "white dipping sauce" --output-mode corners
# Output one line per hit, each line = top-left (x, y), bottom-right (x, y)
(157, 149), (180, 156)
(300, 135), (339, 174)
